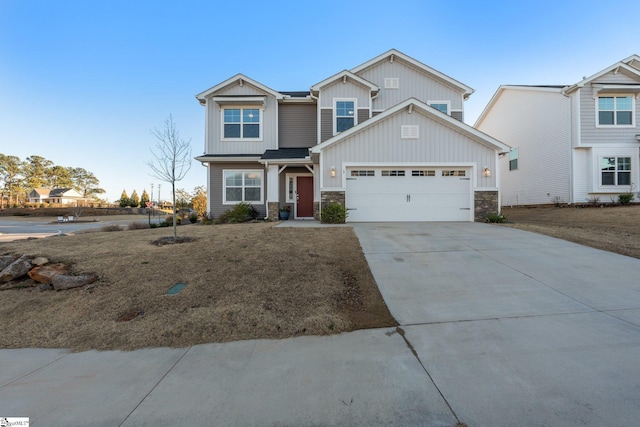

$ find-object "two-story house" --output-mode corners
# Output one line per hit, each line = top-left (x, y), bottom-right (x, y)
(196, 49), (509, 222)
(475, 54), (640, 206)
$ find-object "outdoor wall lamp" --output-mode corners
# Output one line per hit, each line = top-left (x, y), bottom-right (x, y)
(483, 167), (491, 177)
(330, 166), (336, 177)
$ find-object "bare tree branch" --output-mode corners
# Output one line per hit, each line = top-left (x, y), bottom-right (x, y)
(146, 114), (192, 239)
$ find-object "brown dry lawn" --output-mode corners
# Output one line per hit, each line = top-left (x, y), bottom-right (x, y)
(501, 204), (640, 259)
(0, 220), (396, 352)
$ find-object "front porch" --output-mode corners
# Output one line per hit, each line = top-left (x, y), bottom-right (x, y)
(261, 148), (318, 220)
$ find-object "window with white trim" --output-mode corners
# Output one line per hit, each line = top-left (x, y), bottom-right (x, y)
(222, 108), (261, 140)
(601, 157), (631, 186)
(223, 170), (263, 203)
(509, 147), (519, 171)
(412, 170), (436, 176)
(401, 125), (419, 139)
(350, 170), (375, 177)
(382, 170), (405, 177)
(428, 101), (450, 115)
(442, 170), (466, 177)
(335, 100), (355, 133)
(597, 95), (634, 126)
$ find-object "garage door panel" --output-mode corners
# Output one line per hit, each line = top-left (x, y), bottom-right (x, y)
(345, 167), (472, 222)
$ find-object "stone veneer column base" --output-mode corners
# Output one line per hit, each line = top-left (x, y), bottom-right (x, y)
(474, 191), (499, 222)
(319, 191), (346, 222)
(313, 201), (320, 220)
(267, 202), (279, 221)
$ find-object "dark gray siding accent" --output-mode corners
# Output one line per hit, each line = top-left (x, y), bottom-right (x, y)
(209, 162), (266, 218)
(358, 108), (370, 125)
(279, 104), (317, 148)
(321, 109), (333, 142)
(451, 111), (463, 122)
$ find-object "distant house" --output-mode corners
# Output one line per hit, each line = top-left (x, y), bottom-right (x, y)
(28, 188), (50, 204)
(475, 54), (640, 206)
(28, 188), (86, 205)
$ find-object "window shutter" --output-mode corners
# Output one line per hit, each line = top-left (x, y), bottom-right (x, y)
(401, 125), (419, 139)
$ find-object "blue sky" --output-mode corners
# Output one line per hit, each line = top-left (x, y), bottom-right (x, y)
(2, 0), (640, 203)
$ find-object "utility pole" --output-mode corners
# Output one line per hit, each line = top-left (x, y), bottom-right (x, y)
(158, 184), (161, 209)
(150, 183), (154, 204)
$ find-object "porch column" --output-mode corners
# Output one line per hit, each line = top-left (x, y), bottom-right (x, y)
(313, 163), (321, 220)
(266, 164), (279, 220)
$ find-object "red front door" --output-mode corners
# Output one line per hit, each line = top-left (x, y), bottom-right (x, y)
(296, 176), (314, 218)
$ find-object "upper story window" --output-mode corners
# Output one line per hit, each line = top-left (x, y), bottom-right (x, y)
(428, 101), (450, 115)
(597, 95), (634, 127)
(223, 108), (261, 140)
(601, 157), (631, 186)
(335, 100), (355, 133)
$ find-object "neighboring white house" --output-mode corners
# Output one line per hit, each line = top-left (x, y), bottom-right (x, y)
(28, 188), (85, 205)
(195, 49), (510, 222)
(475, 55), (640, 206)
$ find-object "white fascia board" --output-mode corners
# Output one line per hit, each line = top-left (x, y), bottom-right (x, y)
(475, 85), (565, 127)
(196, 73), (283, 102)
(310, 70), (379, 93)
(259, 158), (312, 165)
(312, 98), (511, 154)
(195, 155), (262, 163)
(350, 49), (474, 98)
(564, 62), (640, 95)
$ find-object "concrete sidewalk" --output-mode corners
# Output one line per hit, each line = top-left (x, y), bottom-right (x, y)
(2, 222), (640, 426)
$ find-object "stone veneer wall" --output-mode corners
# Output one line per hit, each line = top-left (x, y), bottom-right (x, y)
(267, 202), (279, 221)
(474, 190), (499, 222)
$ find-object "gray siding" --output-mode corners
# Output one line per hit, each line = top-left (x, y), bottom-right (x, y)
(204, 81), (278, 155)
(356, 58), (465, 113)
(318, 80), (372, 108)
(208, 162), (267, 218)
(320, 109), (333, 142)
(279, 104), (317, 148)
(579, 71), (640, 146)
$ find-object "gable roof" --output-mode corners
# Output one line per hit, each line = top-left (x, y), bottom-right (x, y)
(563, 55), (640, 95)
(310, 70), (379, 94)
(350, 49), (475, 99)
(312, 98), (510, 154)
(475, 85), (566, 128)
(195, 74), (284, 104)
(30, 188), (50, 196)
(49, 188), (81, 197)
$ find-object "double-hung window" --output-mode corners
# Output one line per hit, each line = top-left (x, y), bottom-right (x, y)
(223, 170), (263, 203)
(335, 100), (355, 133)
(597, 95), (634, 126)
(509, 148), (519, 171)
(601, 157), (631, 186)
(428, 101), (450, 115)
(223, 108), (261, 140)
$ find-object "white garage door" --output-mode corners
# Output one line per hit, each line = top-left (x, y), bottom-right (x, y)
(345, 167), (472, 222)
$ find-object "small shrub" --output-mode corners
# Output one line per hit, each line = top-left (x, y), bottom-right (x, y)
(189, 213), (198, 223)
(587, 196), (601, 206)
(216, 202), (259, 224)
(321, 203), (347, 224)
(101, 224), (124, 232)
(485, 212), (508, 223)
(618, 193), (634, 206)
(127, 221), (150, 230)
(149, 223), (158, 228)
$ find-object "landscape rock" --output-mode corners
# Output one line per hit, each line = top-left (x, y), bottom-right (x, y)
(0, 279), (37, 290)
(0, 255), (17, 271)
(0, 255), (33, 283)
(28, 263), (68, 284)
(51, 274), (98, 290)
(31, 257), (49, 266)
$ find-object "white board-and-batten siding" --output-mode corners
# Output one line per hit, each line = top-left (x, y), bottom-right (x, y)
(476, 87), (571, 206)
(320, 109), (497, 187)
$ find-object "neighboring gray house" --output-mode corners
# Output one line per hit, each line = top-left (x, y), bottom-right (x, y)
(196, 49), (509, 222)
(476, 54), (640, 206)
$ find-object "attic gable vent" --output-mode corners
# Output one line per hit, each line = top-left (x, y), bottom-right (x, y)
(401, 125), (419, 139)
(385, 78), (399, 89)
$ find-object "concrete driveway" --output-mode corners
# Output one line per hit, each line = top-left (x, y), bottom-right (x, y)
(352, 222), (640, 426)
(2, 222), (639, 426)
